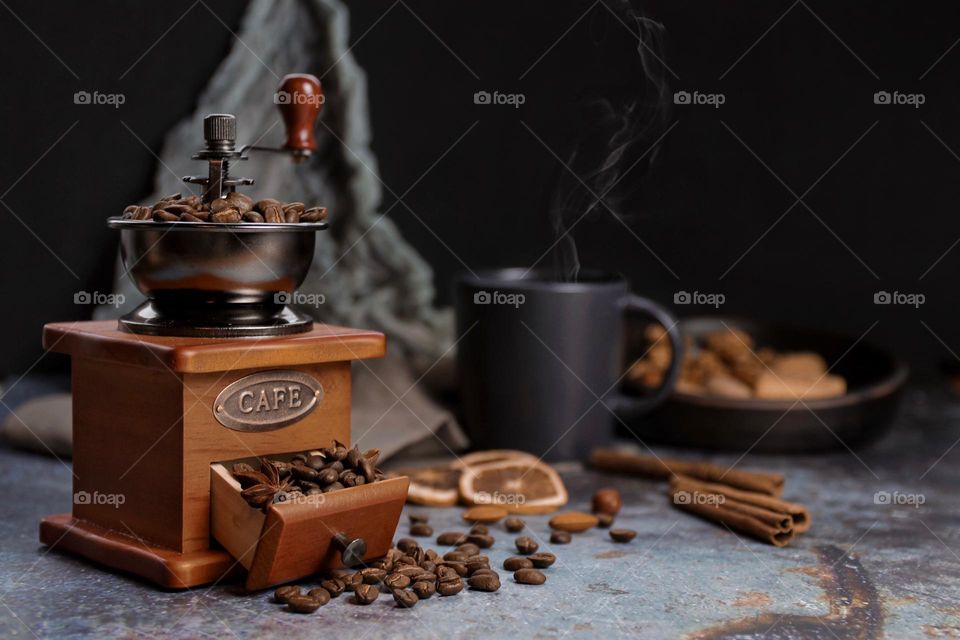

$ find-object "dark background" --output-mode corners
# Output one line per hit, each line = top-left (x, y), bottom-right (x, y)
(1, 0), (958, 379)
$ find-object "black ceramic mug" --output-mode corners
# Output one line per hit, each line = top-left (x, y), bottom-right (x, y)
(455, 269), (683, 460)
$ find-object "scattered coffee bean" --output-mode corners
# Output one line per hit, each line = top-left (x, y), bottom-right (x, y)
(397, 538), (420, 554)
(551, 531), (572, 544)
(412, 580), (436, 599)
(465, 557), (490, 574)
(393, 589), (419, 608)
(410, 523), (434, 537)
(360, 567), (386, 584)
(592, 488), (623, 515)
(353, 583), (379, 605)
(610, 528), (637, 543)
(437, 531), (468, 546)
(409, 513), (429, 524)
(470, 523), (489, 535)
(549, 511), (599, 532)
(514, 568), (547, 585)
(504, 517), (525, 532)
(273, 585), (301, 604)
(596, 513), (615, 528)
(306, 588), (331, 606)
(462, 505), (508, 524)
(503, 556), (534, 571)
(385, 573), (411, 590)
(287, 595), (322, 613)
(437, 575), (464, 596)
(515, 536), (539, 555)
(529, 552), (556, 568)
(469, 573), (501, 592)
(343, 572), (363, 592)
(321, 578), (345, 597)
(456, 543), (481, 557)
(466, 533), (495, 548)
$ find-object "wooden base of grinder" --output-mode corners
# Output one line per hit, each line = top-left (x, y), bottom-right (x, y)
(40, 514), (240, 589)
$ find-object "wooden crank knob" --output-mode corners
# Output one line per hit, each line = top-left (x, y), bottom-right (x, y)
(276, 73), (323, 159)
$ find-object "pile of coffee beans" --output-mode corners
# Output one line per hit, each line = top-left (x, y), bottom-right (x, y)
(121, 192), (327, 224)
(231, 441), (384, 511)
(271, 517), (506, 614)
(266, 487), (634, 613)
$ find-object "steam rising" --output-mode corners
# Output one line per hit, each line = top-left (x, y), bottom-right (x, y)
(549, 3), (671, 281)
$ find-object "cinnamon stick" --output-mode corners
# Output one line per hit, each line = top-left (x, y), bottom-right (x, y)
(668, 476), (796, 547)
(589, 448), (784, 497)
(671, 474), (810, 533)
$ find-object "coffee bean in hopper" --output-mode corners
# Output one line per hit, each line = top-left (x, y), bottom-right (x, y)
(610, 528), (637, 543)
(515, 536), (539, 554)
(514, 568), (547, 585)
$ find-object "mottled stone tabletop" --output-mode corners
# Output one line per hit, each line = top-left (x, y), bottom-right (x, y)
(2, 390), (959, 639)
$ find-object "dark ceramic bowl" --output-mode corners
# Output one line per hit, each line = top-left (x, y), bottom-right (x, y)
(622, 316), (908, 452)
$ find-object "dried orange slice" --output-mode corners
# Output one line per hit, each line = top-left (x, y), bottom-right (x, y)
(450, 449), (541, 472)
(459, 459), (568, 514)
(392, 465), (460, 507)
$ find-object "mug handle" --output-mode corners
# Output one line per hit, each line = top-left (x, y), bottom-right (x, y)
(610, 293), (684, 417)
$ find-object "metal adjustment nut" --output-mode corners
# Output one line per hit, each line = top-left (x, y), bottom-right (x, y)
(332, 532), (366, 567)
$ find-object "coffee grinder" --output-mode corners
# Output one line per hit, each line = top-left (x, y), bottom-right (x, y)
(39, 74), (409, 590)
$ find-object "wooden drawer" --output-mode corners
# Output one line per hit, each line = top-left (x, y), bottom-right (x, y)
(210, 457), (409, 591)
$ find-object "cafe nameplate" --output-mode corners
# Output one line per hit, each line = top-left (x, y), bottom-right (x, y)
(214, 370), (323, 432)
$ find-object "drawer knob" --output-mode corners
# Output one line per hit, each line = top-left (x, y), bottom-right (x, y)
(332, 532), (367, 567)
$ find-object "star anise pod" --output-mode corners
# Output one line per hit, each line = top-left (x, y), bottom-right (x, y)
(238, 458), (293, 512)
